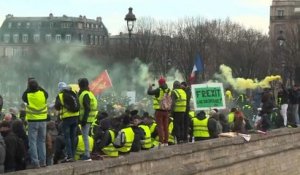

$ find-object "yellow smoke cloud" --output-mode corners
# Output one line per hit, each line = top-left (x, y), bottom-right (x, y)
(219, 64), (281, 91)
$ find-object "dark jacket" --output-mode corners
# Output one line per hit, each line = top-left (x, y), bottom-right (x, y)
(289, 88), (299, 105)
(0, 134), (5, 174)
(2, 132), (26, 172)
(93, 129), (112, 152)
(278, 86), (289, 105)
(130, 126), (143, 152)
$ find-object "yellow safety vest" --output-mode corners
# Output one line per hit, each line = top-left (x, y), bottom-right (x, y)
(101, 130), (118, 157)
(189, 111), (195, 119)
(79, 90), (98, 123)
(153, 88), (171, 110)
(168, 121), (175, 144)
(139, 124), (152, 149)
(118, 127), (134, 153)
(75, 135), (94, 160)
(149, 123), (159, 147)
(25, 90), (48, 121)
(58, 92), (79, 119)
(173, 89), (187, 112)
(228, 112), (235, 124)
(192, 117), (210, 138)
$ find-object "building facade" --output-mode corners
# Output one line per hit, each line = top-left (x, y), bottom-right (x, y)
(270, 0), (300, 85)
(0, 13), (109, 57)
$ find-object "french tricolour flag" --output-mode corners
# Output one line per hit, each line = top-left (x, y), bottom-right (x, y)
(189, 53), (203, 84)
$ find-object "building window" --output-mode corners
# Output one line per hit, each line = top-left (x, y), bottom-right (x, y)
(8, 22), (12, 29)
(86, 23), (90, 28)
(22, 34), (28, 43)
(17, 22), (22, 28)
(79, 34), (84, 42)
(56, 34), (61, 43)
(277, 10), (284, 17)
(96, 25), (98, 29)
(95, 36), (98, 45)
(13, 34), (19, 43)
(45, 34), (52, 42)
(4, 47), (13, 57)
(65, 34), (71, 43)
(78, 23), (83, 29)
(4, 34), (10, 43)
(61, 23), (70, 28)
(37, 22), (42, 29)
(33, 34), (40, 43)
(90, 35), (93, 45)
(26, 22), (30, 28)
(50, 22), (53, 29)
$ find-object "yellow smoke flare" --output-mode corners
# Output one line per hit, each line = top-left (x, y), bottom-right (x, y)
(219, 64), (281, 91)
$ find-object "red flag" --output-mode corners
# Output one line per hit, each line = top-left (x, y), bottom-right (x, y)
(89, 70), (113, 95)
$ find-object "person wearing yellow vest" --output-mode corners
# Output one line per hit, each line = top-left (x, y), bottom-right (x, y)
(22, 78), (48, 168)
(54, 82), (79, 162)
(114, 115), (135, 154)
(147, 77), (170, 147)
(93, 118), (118, 157)
(227, 108), (237, 128)
(189, 111), (221, 141)
(75, 133), (94, 160)
(168, 117), (175, 145)
(138, 117), (153, 150)
(170, 81), (187, 144)
(78, 78), (98, 161)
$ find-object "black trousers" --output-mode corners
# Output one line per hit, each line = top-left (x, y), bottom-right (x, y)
(173, 112), (185, 143)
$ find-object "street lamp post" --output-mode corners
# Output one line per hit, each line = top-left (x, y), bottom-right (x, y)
(125, 7), (136, 58)
(277, 30), (286, 85)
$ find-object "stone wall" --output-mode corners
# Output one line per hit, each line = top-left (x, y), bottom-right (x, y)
(9, 127), (300, 175)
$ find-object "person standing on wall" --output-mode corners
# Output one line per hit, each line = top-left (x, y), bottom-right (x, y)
(54, 82), (79, 162)
(147, 77), (170, 146)
(22, 78), (48, 168)
(181, 82), (191, 143)
(170, 81), (187, 144)
(78, 78), (98, 161)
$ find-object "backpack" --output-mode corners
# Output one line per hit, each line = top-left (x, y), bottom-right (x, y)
(63, 89), (80, 112)
(160, 89), (172, 111)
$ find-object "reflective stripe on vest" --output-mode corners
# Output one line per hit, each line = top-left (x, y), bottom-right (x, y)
(79, 90), (98, 123)
(118, 127), (134, 153)
(173, 89), (187, 112)
(25, 90), (48, 121)
(228, 112), (235, 124)
(102, 130), (118, 157)
(75, 135), (94, 160)
(192, 117), (210, 138)
(58, 92), (79, 119)
(139, 125), (152, 149)
(153, 88), (171, 110)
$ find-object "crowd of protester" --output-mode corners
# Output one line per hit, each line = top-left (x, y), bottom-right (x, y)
(0, 77), (299, 173)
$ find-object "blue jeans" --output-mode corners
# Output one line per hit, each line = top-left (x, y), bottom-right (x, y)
(28, 121), (46, 167)
(81, 123), (91, 158)
(62, 117), (78, 159)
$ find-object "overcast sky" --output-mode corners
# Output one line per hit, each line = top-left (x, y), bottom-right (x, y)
(0, 0), (272, 35)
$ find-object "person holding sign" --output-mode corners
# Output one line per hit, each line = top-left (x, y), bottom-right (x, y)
(170, 81), (187, 144)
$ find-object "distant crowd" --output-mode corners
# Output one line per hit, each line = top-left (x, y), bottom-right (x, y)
(0, 77), (299, 173)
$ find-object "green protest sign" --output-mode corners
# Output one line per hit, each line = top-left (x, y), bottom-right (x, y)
(191, 83), (226, 110)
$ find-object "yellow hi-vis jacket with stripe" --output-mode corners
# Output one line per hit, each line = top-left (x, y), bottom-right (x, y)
(79, 90), (98, 123)
(26, 90), (48, 121)
(173, 89), (187, 112)
(153, 88), (171, 110)
(118, 127), (134, 153)
(192, 117), (210, 138)
(149, 123), (159, 147)
(168, 120), (175, 144)
(58, 92), (79, 119)
(139, 124), (152, 149)
(75, 135), (94, 160)
(102, 130), (118, 157)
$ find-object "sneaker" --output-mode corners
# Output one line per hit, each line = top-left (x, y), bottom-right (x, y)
(81, 155), (92, 161)
(164, 143), (168, 147)
(61, 157), (75, 163)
